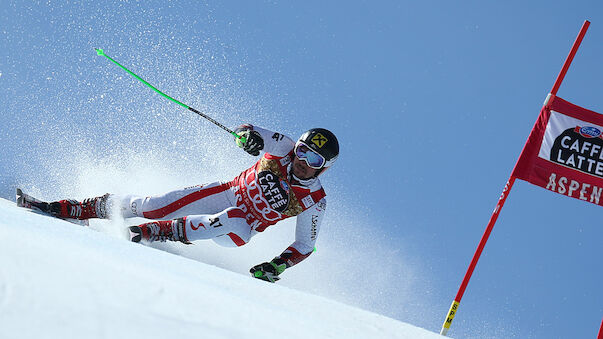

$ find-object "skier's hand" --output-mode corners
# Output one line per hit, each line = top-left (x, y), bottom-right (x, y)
(250, 260), (286, 283)
(235, 129), (264, 156)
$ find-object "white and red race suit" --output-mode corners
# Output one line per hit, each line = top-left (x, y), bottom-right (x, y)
(119, 125), (327, 268)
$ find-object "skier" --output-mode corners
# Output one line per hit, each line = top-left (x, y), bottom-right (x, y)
(20, 125), (338, 283)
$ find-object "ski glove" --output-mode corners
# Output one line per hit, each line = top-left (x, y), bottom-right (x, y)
(235, 129), (264, 156)
(250, 259), (287, 283)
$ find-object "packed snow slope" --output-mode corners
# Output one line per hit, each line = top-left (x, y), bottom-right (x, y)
(0, 198), (442, 339)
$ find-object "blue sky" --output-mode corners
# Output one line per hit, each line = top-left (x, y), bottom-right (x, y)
(1, 1), (601, 338)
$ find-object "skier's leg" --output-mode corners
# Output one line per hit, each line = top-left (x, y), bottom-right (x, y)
(185, 207), (252, 247)
(128, 207), (251, 246)
(120, 182), (234, 220)
(42, 181), (233, 221)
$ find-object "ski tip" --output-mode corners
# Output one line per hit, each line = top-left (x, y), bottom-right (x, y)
(95, 48), (105, 56)
(16, 188), (23, 206)
(127, 226), (142, 243)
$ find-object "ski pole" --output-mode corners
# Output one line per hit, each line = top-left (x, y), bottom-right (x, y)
(94, 48), (246, 144)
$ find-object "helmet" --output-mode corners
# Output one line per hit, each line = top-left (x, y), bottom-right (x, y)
(295, 128), (339, 173)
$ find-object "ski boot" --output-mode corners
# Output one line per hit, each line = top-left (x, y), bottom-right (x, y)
(46, 193), (112, 220)
(128, 218), (190, 244)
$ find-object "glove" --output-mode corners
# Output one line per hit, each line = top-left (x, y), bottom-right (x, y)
(235, 129), (264, 156)
(250, 259), (286, 283)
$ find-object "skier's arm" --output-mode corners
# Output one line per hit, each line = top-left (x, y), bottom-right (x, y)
(250, 199), (326, 282)
(278, 199), (325, 266)
(234, 124), (294, 157)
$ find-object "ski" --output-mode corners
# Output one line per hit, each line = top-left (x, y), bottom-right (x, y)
(16, 188), (89, 227)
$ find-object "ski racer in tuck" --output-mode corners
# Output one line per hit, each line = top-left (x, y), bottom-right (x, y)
(33, 125), (339, 283)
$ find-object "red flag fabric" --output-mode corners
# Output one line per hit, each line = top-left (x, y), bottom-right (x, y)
(513, 94), (603, 206)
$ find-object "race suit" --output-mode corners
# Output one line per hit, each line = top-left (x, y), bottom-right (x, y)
(119, 125), (327, 268)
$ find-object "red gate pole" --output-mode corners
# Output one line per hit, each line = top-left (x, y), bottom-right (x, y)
(439, 177), (516, 336)
(550, 20), (590, 95)
(439, 20), (590, 336)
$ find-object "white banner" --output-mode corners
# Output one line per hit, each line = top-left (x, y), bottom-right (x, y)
(538, 110), (603, 178)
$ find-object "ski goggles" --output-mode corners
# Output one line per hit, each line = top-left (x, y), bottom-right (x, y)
(294, 142), (327, 169)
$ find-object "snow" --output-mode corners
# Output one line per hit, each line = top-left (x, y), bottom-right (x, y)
(0, 198), (443, 339)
